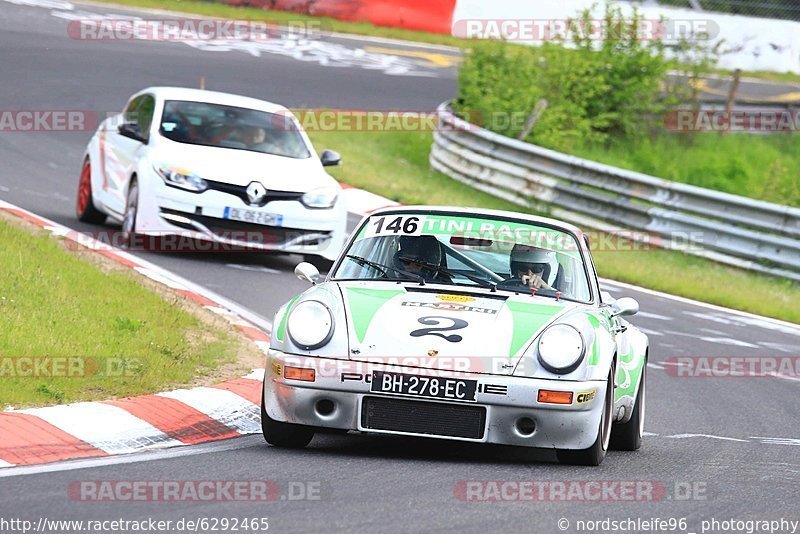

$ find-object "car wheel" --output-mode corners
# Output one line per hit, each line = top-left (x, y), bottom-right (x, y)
(610, 361), (645, 451)
(261, 384), (314, 448)
(121, 179), (139, 246)
(303, 254), (334, 273)
(556, 363), (614, 466)
(76, 159), (106, 224)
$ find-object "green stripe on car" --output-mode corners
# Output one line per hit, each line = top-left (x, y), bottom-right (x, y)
(275, 295), (300, 342)
(505, 301), (562, 358)
(345, 287), (404, 344)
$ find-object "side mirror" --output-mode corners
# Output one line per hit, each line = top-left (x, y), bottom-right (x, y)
(612, 297), (639, 317)
(320, 149), (341, 167)
(295, 262), (321, 285)
(118, 122), (147, 144)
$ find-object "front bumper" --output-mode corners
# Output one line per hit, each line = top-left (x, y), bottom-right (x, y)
(264, 351), (607, 450)
(136, 175), (347, 260)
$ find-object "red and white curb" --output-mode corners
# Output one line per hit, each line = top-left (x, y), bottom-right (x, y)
(0, 185), (390, 469)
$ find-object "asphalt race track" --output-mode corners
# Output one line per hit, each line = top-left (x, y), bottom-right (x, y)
(1, 2), (799, 533)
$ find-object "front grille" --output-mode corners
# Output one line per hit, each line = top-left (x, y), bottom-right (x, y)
(361, 396), (486, 439)
(205, 180), (303, 207)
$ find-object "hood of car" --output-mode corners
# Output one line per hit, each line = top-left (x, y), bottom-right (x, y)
(338, 282), (575, 376)
(151, 142), (336, 192)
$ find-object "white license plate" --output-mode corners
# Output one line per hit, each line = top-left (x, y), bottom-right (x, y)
(223, 207), (283, 226)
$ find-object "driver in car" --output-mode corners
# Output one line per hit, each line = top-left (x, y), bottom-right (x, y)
(393, 236), (452, 283)
(234, 125), (267, 148)
(507, 244), (558, 291)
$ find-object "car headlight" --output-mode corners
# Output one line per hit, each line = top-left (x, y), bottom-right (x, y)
(301, 186), (338, 209)
(287, 300), (334, 350)
(155, 164), (208, 193)
(537, 324), (585, 374)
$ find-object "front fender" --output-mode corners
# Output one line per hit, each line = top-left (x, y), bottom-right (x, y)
(270, 282), (349, 358)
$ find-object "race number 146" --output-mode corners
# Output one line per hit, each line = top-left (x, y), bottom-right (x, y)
(365, 215), (424, 237)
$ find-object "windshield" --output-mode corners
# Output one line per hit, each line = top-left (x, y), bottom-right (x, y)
(158, 100), (311, 159)
(334, 212), (593, 302)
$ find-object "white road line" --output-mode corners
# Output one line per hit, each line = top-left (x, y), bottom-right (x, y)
(646, 362), (665, 370)
(761, 342), (799, 354)
(662, 330), (697, 338)
(751, 437), (800, 446)
(699, 328), (727, 336)
(134, 267), (190, 290)
(226, 264), (280, 274)
(0, 435), (264, 478)
(157, 387), (261, 434)
(698, 337), (760, 348)
(664, 433), (749, 442)
(637, 327), (663, 337)
(768, 372), (800, 383)
(636, 311), (672, 321)
(17, 403), (182, 454)
(0, 459), (14, 469)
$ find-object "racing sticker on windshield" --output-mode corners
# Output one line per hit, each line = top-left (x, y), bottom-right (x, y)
(356, 214), (581, 258)
(364, 215), (426, 238)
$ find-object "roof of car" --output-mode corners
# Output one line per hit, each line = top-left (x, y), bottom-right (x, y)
(136, 87), (289, 114)
(369, 205), (585, 235)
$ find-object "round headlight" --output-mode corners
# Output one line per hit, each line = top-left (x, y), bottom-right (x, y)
(537, 324), (585, 374)
(287, 300), (334, 350)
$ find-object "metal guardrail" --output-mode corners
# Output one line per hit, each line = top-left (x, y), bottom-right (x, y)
(430, 102), (800, 282)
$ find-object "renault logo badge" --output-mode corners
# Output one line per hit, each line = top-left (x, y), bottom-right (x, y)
(246, 181), (267, 205)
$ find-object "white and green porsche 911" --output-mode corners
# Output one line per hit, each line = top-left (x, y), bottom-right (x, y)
(262, 207), (648, 465)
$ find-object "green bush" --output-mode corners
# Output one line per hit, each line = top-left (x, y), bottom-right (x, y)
(456, 5), (712, 151)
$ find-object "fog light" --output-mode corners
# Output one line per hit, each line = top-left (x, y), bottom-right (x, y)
(515, 417), (536, 436)
(315, 399), (335, 417)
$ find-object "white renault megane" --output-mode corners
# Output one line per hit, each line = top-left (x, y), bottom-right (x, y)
(76, 87), (347, 266)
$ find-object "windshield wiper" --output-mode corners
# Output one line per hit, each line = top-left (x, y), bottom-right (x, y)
(345, 255), (426, 285)
(402, 258), (497, 292)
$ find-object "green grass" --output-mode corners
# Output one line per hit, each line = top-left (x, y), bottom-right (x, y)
(569, 133), (800, 207)
(88, 0), (467, 48)
(0, 219), (242, 408)
(307, 128), (800, 323)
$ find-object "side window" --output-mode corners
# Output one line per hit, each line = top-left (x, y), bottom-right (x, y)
(122, 94), (155, 141)
(135, 95), (156, 140)
(123, 96), (143, 124)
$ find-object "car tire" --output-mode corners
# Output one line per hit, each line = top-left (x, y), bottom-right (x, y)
(76, 159), (106, 224)
(121, 179), (139, 246)
(303, 254), (334, 273)
(610, 361), (645, 451)
(556, 363), (615, 466)
(261, 384), (314, 448)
